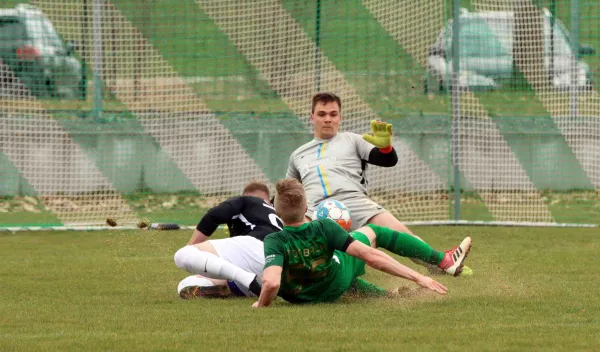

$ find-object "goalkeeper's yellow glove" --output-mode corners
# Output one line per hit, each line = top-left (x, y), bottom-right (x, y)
(362, 120), (393, 153)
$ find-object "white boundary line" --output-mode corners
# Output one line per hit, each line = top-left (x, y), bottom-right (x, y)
(1, 221), (597, 232)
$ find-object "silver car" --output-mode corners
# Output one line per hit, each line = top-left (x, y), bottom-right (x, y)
(0, 4), (85, 99)
(425, 8), (595, 92)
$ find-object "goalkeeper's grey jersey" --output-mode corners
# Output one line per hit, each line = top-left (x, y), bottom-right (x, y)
(286, 132), (374, 206)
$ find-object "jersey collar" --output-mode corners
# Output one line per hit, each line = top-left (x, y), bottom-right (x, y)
(284, 223), (310, 231)
(313, 133), (338, 143)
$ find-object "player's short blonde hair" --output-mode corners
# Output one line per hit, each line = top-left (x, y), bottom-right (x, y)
(274, 178), (306, 223)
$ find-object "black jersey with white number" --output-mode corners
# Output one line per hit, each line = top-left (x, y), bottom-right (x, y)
(196, 196), (283, 241)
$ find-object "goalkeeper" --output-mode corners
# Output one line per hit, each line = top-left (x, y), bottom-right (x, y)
(253, 179), (472, 307)
(286, 92), (472, 275)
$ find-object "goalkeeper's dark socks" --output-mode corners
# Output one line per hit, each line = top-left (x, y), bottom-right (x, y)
(367, 224), (444, 266)
(249, 276), (262, 296)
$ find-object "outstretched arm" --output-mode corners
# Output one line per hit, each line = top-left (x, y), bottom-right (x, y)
(255, 235), (286, 307)
(357, 120), (398, 167)
(367, 147), (398, 167)
(253, 266), (282, 308)
(345, 240), (447, 295)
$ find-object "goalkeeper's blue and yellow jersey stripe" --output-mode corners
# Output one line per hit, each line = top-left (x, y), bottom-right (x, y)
(285, 132), (374, 209)
(316, 143), (332, 197)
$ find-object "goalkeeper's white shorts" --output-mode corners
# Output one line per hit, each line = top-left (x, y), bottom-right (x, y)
(307, 192), (387, 232)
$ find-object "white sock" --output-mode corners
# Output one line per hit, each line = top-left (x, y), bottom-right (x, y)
(174, 246), (255, 289)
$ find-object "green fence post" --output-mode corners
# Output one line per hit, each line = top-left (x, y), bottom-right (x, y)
(92, 0), (104, 120)
(315, 0), (322, 92)
(81, 0), (89, 101)
(451, 0), (461, 220)
(570, 0), (580, 118)
(550, 0), (555, 80)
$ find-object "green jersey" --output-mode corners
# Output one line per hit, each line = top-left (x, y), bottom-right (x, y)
(263, 218), (356, 303)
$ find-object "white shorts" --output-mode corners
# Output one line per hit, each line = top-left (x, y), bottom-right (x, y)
(209, 236), (265, 291)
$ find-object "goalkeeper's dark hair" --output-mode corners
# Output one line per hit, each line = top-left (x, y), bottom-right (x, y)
(274, 178), (307, 223)
(243, 180), (270, 198)
(312, 92), (341, 113)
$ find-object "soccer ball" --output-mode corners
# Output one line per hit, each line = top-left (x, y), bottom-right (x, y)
(313, 199), (352, 231)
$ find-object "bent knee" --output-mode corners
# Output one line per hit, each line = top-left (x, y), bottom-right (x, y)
(174, 245), (197, 270)
(354, 226), (377, 247)
(194, 241), (218, 255)
(368, 211), (417, 237)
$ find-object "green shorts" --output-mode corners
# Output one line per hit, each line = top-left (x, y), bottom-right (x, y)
(315, 231), (371, 302)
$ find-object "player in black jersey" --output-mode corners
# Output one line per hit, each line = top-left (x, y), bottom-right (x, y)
(188, 186), (283, 244)
(174, 180), (396, 299)
(175, 181), (283, 298)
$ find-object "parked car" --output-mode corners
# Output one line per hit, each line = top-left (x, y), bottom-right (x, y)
(425, 7), (595, 93)
(0, 4), (85, 99)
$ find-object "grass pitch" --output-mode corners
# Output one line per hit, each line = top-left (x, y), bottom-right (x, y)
(1, 226), (599, 351)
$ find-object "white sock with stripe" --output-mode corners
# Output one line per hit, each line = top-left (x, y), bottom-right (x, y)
(174, 245), (255, 289)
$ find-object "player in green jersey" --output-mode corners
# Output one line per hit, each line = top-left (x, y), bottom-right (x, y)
(253, 178), (472, 307)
